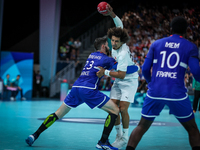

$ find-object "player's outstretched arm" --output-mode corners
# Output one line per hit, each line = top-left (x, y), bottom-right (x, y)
(96, 66), (126, 79)
(102, 4), (123, 28)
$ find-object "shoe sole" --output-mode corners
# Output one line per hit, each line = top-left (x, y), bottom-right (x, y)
(96, 144), (102, 149)
(25, 136), (34, 146)
(96, 144), (118, 150)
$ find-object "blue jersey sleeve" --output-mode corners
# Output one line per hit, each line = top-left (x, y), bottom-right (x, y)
(190, 43), (199, 58)
(146, 42), (154, 59)
(188, 44), (200, 82)
(142, 43), (154, 83)
(105, 57), (116, 70)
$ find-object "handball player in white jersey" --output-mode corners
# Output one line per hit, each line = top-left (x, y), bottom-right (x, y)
(97, 4), (139, 149)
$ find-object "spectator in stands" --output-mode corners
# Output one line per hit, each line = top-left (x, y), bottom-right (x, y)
(74, 38), (81, 50)
(70, 48), (77, 61)
(59, 42), (71, 61)
(59, 43), (67, 60)
(4, 74), (11, 88)
(67, 37), (75, 47)
(74, 38), (81, 58)
(3, 74), (14, 100)
(10, 75), (26, 101)
(192, 78), (200, 113)
(34, 71), (43, 97)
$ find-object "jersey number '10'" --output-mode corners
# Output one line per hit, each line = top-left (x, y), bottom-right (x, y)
(160, 51), (180, 69)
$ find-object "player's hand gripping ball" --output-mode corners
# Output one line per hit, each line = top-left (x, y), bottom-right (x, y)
(97, 2), (108, 14)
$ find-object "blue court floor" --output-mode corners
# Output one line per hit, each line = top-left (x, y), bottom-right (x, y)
(0, 98), (200, 150)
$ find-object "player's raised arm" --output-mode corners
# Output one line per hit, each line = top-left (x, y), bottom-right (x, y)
(100, 4), (123, 28)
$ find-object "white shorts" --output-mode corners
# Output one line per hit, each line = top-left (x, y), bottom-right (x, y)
(110, 78), (138, 103)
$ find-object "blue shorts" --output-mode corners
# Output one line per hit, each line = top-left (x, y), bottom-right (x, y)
(141, 95), (194, 122)
(64, 87), (110, 109)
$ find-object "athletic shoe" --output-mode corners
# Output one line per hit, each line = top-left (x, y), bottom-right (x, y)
(112, 134), (122, 147)
(21, 97), (26, 101)
(10, 97), (15, 101)
(25, 135), (35, 146)
(112, 136), (128, 149)
(96, 140), (118, 150)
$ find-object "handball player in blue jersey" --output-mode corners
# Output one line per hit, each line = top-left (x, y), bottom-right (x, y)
(25, 36), (138, 150)
(126, 16), (200, 150)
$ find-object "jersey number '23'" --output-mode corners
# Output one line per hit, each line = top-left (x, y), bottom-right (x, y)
(83, 60), (94, 70)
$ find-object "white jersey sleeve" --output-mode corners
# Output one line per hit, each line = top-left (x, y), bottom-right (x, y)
(113, 16), (123, 29)
(117, 51), (128, 72)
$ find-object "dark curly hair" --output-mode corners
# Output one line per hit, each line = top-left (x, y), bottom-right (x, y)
(107, 27), (130, 43)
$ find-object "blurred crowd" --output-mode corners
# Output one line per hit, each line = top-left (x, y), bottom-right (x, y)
(59, 37), (81, 62)
(58, 37), (83, 76)
(99, 4), (200, 94)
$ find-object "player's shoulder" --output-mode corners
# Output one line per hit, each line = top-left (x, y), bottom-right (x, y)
(89, 51), (107, 58)
(120, 44), (129, 54)
(122, 43), (129, 50)
(152, 36), (170, 46)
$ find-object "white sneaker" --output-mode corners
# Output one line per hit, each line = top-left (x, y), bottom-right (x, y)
(112, 136), (128, 149)
(10, 97), (15, 101)
(112, 134), (122, 147)
(21, 97), (26, 101)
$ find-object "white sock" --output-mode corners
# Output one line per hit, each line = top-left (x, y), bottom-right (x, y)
(115, 124), (122, 136)
(123, 128), (129, 139)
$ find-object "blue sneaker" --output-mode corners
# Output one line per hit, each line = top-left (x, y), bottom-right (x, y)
(96, 140), (118, 150)
(25, 135), (35, 146)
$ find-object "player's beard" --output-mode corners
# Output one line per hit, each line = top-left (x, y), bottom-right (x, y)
(105, 46), (110, 56)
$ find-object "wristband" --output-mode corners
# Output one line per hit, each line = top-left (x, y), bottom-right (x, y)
(104, 69), (110, 76)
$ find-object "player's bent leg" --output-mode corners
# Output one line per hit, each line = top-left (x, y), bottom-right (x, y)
(101, 99), (119, 115)
(111, 99), (121, 125)
(55, 102), (71, 118)
(25, 103), (71, 146)
(110, 99), (123, 149)
(126, 116), (153, 150)
(179, 118), (200, 149)
(97, 100), (119, 150)
(119, 101), (130, 128)
(114, 101), (130, 149)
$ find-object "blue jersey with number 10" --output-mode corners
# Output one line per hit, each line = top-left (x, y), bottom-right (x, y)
(73, 51), (116, 89)
(146, 34), (199, 100)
